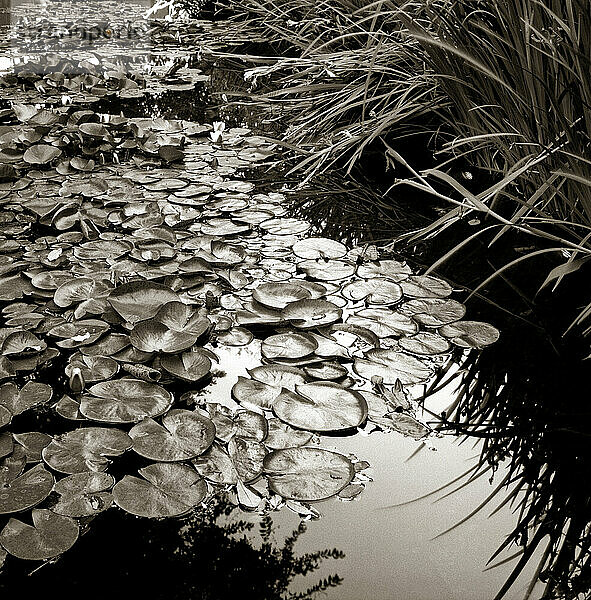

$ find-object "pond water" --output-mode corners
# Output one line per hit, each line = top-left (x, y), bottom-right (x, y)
(0, 2), (548, 599)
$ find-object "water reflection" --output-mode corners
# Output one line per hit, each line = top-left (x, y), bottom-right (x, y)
(0, 493), (344, 599)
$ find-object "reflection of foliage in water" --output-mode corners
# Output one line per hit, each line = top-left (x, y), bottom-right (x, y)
(0, 492), (344, 599)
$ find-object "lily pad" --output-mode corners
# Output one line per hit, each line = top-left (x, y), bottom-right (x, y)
(264, 418), (313, 450)
(108, 281), (179, 324)
(273, 382), (367, 432)
(0, 463), (54, 514)
(80, 379), (173, 423)
(400, 275), (452, 299)
(252, 281), (314, 310)
(130, 320), (198, 353)
(439, 320), (500, 348)
(261, 332), (318, 360)
(399, 332), (451, 355)
(347, 308), (418, 338)
(399, 298), (466, 327)
(292, 237), (347, 260)
(263, 447), (355, 501)
(52, 472), (114, 517)
(113, 462), (206, 518)
(160, 349), (212, 382)
(42, 427), (132, 474)
(298, 259), (355, 281)
(342, 278), (403, 305)
(0, 509), (78, 560)
(231, 377), (280, 411)
(23, 145), (62, 165)
(354, 348), (433, 385)
(282, 299), (342, 329)
(129, 409), (216, 462)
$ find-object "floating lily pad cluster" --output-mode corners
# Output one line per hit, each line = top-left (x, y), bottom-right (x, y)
(0, 0), (500, 572)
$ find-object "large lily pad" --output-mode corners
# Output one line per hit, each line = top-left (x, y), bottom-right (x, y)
(160, 349), (212, 382)
(261, 332), (317, 360)
(113, 462), (206, 518)
(42, 427), (132, 474)
(292, 237), (347, 260)
(263, 447), (355, 501)
(80, 379), (173, 423)
(273, 382), (367, 432)
(108, 281), (179, 324)
(282, 299), (342, 329)
(130, 320), (198, 353)
(227, 436), (266, 482)
(129, 409), (216, 462)
(0, 509), (78, 560)
(354, 348), (434, 385)
(342, 278), (403, 305)
(399, 298), (466, 327)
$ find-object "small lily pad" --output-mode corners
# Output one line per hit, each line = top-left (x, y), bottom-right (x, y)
(438, 320), (500, 348)
(52, 472), (114, 517)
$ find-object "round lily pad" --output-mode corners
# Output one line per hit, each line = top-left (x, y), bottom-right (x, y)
(231, 377), (280, 411)
(248, 364), (307, 391)
(0, 509), (78, 560)
(439, 320), (500, 348)
(0, 463), (54, 514)
(252, 281), (314, 310)
(108, 281), (179, 324)
(354, 348), (433, 385)
(273, 382), (367, 432)
(160, 350), (212, 382)
(282, 299), (342, 329)
(52, 472), (114, 517)
(398, 332), (451, 355)
(399, 298), (466, 327)
(292, 237), (347, 260)
(130, 320), (198, 353)
(261, 332), (318, 360)
(129, 409), (216, 462)
(42, 427), (132, 474)
(400, 275), (452, 299)
(264, 419), (313, 450)
(263, 447), (355, 501)
(347, 308), (418, 338)
(113, 462), (206, 518)
(298, 259), (355, 281)
(80, 379), (173, 423)
(227, 436), (267, 482)
(342, 278), (403, 305)
(23, 144), (62, 165)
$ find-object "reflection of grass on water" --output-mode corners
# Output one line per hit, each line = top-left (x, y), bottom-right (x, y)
(0, 493), (344, 600)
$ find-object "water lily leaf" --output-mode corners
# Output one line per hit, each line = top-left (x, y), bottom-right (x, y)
(399, 332), (451, 355)
(80, 379), (173, 424)
(373, 413), (431, 439)
(292, 237), (347, 260)
(252, 281), (314, 310)
(438, 320), (500, 348)
(216, 327), (253, 346)
(54, 278), (112, 308)
(261, 332), (318, 360)
(153, 302), (211, 337)
(108, 281), (180, 324)
(0, 431), (13, 458)
(1, 331), (46, 357)
(342, 278), (403, 305)
(52, 472), (114, 517)
(400, 275), (453, 299)
(357, 259), (412, 281)
(12, 432), (52, 463)
(282, 299), (342, 329)
(248, 364), (306, 390)
(354, 348), (433, 385)
(113, 463), (206, 518)
(0, 274), (34, 301)
(0, 357), (16, 380)
(263, 447), (355, 501)
(260, 218), (310, 236)
(130, 320), (198, 353)
(347, 308), (418, 338)
(0, 445), (26, 485)
(48, 319), (110, 348)
(273, 382), (367, 432)
(79, 333), (130, 357)
(65, 354), (119, 383)
(30, 270), (72, 290)
(208, 405), (268, 443)
(0, 464), (54, 514)
(129, 409), (216, 462)
(0, 381), (53, 420)
(23, 144), (62, 165)
(227, 437), (266, 482)
(42, 427), (132, 474)
(264, 418), (313, 450)
(231, 377), (280, 411)
(193, 443), (238, 484)
(308, 332), (349, 359)
(399, 298), (466, 327)
(235, 301), (283, 326)
(298, 259), (355, 281)
(160, 349), (212, 382)
(304, 361), (348, 380)
(54, 394), (85, 421)
(0, 509), (78, 560)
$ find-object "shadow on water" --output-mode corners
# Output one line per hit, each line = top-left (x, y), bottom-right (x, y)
(0, 493), (345, 600)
